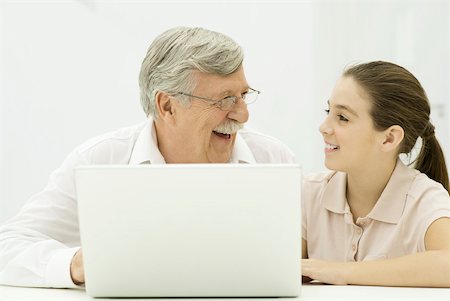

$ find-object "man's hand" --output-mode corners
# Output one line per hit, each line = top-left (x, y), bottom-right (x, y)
(70, 248), (85, 285)
(301, 259), (350, 285)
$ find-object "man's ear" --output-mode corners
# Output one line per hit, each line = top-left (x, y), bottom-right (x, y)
(380, 125), (404, 153)
(155, 90), (175, 122)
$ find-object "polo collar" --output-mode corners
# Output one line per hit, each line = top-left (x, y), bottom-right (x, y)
(322, 159), (418, 224)
(322, 171), (348, 214)
(367, 159), (417, 224)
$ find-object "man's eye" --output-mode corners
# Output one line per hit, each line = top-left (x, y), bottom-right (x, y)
(222, 96), (236, 103)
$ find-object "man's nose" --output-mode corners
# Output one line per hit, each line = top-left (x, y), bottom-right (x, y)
(227, 98), (249, 124)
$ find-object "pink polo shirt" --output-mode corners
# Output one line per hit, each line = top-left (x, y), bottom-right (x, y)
(302, 159), (450, 262)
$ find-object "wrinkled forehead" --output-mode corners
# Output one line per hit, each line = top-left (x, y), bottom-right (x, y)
(191, 66), (250, 97)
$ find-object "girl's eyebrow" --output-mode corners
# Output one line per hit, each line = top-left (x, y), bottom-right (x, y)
(327, 100), (359, 117)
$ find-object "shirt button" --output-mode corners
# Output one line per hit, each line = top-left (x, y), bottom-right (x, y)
(352, 244), (357, 252)
(360, 220), (368, 227)
(357, 228), (362, 235)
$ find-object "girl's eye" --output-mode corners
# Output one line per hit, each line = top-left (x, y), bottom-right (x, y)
(338, 115), (349, 122)
(325, 109), (348, 122)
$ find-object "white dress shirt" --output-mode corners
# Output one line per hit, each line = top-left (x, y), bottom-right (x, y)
(0, 119), (296, 288)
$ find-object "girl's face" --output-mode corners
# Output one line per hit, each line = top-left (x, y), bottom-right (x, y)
(319, 76), (386, 174)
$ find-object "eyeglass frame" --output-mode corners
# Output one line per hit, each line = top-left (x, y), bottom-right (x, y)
(170, 87), (260, 110)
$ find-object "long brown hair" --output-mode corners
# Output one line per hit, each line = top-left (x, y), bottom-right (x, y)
(344, 61), (449, 192)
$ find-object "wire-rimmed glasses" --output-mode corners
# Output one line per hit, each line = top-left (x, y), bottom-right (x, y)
(172, 87), (260, 110)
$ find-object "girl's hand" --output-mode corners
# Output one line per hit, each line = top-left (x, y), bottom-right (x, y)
(302, 258), (351, 285)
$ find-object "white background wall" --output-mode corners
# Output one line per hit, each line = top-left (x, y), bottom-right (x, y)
(0, 0), (449, 224)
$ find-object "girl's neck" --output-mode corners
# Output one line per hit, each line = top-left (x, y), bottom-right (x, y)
(345, 157), (398, 221)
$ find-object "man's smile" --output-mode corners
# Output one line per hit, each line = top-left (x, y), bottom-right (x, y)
(213, 131), (232, 139)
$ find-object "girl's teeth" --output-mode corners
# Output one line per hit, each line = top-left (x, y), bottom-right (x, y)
(326, 144), (339, 150)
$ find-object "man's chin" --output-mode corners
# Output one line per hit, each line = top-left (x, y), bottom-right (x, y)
(206, 149), (233, 163)
(207, 133), (236, 163)
(208, 148), (234, 163)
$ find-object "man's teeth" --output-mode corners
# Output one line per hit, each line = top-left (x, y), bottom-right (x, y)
(326, 143), (339, 150)
(213, 131), (231, 138)
(214, 130), (231, 135)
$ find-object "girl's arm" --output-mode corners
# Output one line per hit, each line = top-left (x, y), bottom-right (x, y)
(302, 217), (450, 287)
(302, 239), (313, 283)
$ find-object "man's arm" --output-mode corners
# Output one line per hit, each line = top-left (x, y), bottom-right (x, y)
(302, 218), (450, 287)
(0, 150), (85, 288)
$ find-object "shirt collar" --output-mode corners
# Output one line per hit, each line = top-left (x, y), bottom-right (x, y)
(367, 159), (418, 224)
(322, 171), (348, 214)
(128, 117), (166, 165)
(322, 159), (417, 224)
(129, 118), (256, 165)
(230, 131), (256, 164)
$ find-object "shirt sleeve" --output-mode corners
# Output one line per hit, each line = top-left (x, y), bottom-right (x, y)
(413, 180), (450, 252)
(0, 149), (87, 288)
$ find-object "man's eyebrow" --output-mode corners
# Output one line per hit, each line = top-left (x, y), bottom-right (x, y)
(327, 100), (358, 117)
(218, 86), (250, 98)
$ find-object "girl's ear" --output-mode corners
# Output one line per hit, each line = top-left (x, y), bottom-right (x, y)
(380, 125), (404, 153)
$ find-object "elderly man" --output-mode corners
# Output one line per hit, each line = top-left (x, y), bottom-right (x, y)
(0, 27), (295, 288)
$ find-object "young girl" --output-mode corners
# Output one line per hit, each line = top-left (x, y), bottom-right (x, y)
(301, 61), (450, 287)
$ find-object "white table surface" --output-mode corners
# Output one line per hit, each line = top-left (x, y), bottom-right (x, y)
(1, 283), (449, 301)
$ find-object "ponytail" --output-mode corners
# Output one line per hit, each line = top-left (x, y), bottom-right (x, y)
(415, 127), (449, 193)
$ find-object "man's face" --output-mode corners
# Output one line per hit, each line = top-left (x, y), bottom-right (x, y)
(162, 66), (250, 163)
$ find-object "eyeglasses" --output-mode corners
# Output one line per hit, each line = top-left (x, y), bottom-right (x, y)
(171, 87), (260, 110)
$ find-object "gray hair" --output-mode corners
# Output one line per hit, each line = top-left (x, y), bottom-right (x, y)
(139, 27), (244, 118)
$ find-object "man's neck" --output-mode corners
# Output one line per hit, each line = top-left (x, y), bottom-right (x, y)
(154, 121), (181, 163)
(154, 120), (212, 163)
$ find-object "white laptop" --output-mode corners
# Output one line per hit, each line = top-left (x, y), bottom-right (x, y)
(75, 164), (301, 298)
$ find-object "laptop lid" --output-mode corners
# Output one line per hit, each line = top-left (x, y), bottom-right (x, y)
(75, 164), (301, 297)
